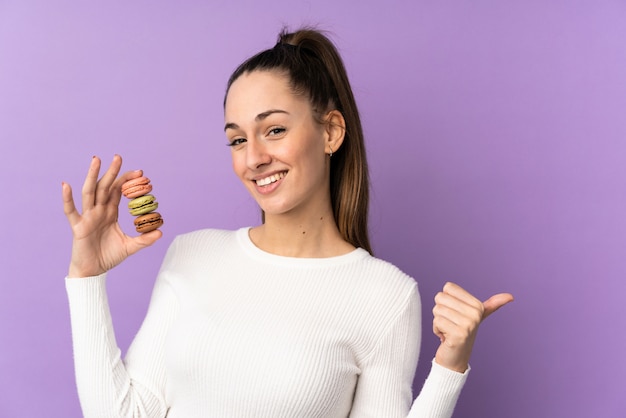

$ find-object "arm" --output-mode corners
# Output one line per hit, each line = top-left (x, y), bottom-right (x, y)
(66, 268), (178, 418)
(349, 282), (512, 418)
(408, 361), (468, 417)
(63, 155), (170, 417)
(349, 286), (466, 418)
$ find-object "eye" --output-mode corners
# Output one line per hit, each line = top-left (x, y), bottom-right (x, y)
(267, 127), (286, 137)
(227, 137), (246, 147)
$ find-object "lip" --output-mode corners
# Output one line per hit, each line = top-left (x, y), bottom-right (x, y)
(251, 170), (287, 195)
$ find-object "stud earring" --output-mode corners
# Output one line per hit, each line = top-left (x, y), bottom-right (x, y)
(328, 145), (333, 158)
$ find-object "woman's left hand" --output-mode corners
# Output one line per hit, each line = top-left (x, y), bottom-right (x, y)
(432, 282), (514, 373)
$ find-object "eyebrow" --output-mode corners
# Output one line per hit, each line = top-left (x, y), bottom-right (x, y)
(224, 109), (290, 131)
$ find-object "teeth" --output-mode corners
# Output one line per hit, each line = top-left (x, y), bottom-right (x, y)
(256, 172), (286, 186)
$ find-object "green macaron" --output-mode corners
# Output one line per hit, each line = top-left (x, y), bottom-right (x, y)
(128, 194), (158, 216)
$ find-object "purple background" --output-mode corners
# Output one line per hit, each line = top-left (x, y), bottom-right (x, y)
(1, 1), (625, 417)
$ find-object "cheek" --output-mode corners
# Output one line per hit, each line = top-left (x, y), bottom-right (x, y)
(301, 133), (327, 167)
(231, 152), (246, 178)
(291, 126), (325, 157)
(290, 147), (327, 187)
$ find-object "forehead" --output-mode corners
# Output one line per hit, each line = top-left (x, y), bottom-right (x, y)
(224, 71), (310, 121)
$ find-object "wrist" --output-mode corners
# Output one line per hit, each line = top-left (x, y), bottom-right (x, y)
(435, 349), (470, 373)
(67, 264), (104, 279)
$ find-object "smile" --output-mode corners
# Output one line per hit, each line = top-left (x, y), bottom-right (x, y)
(255, 171), (287, 186)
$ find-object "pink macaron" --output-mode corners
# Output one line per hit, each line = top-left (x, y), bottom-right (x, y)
(121, 176), (153, 199)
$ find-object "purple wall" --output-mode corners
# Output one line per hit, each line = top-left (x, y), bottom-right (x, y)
(1, 1), (624, 417)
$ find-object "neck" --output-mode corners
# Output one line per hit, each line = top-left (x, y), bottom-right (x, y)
(249, 208), (355, 258)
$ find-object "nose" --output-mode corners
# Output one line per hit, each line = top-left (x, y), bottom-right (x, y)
(246, 138), (271, 170)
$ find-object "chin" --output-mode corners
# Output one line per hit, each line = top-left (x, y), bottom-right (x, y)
(256, 200), (296, 218)
(258, 206), (289, 217)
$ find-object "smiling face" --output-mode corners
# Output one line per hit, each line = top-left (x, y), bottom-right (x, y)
(224, 70), (333, 220)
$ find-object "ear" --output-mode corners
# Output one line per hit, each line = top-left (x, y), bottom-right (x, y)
(324, 110), (346, 156)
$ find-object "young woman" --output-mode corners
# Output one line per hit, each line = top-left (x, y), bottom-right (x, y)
(62, 28), (513, 417)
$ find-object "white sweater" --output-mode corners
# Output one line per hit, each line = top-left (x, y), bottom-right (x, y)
(66, 228), (468, 417)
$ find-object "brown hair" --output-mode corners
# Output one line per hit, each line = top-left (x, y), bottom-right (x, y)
(225, 28), (372, 254)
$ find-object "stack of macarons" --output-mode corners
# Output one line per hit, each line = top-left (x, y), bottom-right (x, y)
(121, 176), (164, 233)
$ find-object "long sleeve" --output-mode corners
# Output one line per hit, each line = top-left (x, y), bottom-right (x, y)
(66, 228), (469, 417)
(349, 284), (468, 418)
(409, 360), (469, 417)
(65, 245), (180, 418)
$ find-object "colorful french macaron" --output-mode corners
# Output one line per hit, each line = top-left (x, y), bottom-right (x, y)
(121, 176), (153, 199)
(128, 194), (158, 216)
(121, 176), (164, 233)
(134, 212), (163, 233)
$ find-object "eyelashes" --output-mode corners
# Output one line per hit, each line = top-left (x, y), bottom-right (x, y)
(267, 127), (285, 136)
(226, 127), (287, 147)
(227, 138), (246, 147)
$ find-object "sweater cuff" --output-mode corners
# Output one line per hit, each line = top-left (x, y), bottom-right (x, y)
(431, 358), (470, 380)
(65, 273), (107, 302)
(424, 358), (470, 402)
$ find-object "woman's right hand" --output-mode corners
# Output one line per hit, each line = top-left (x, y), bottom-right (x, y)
(62, 155), (162, 278)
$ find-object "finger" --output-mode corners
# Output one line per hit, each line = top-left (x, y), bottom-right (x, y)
(432, 315), (448, 342)
(432, 314), (462, 344)
(434, 291), (483, 324)
(81, 156), (101, 213)
(62, 182), (81, 226)
(94, 154), (123, 205)
(439, 282), (484, 319)
(442, 282), (483, 310)
(109, 168), (144, 208)
(482, 293), (514, 320)
(432, 303), (482, 348)
(433, 301), (481, 329)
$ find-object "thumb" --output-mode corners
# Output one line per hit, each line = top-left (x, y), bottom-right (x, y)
(482, 293), (514, 320)
(127, 229), (163, 256)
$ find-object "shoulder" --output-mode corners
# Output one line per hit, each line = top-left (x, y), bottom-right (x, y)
(340, 254), (421, 361)
(340, 252), (420, 320)
(351, 252), (418, 295)
(173, 228), (237, 247)
(161, 228), (241, 267)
